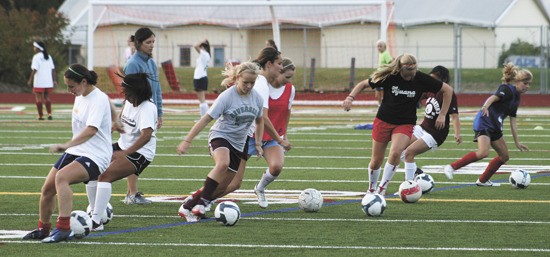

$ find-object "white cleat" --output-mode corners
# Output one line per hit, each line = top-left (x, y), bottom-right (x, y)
(254, 184), (268, 208)
(475, 179), (501, 187)
(178, 204), (198, 222)
(443, 165), (455, 180)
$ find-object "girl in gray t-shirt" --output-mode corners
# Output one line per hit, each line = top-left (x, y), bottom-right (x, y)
(176, 62), (264, 222)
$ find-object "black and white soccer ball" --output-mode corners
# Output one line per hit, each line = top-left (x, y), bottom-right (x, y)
(214, 201), (241, 226)
(509, 169), (531, 189)
(414, 173), (435, 194)
(298, 188), (323, 212)
(361, 193), (387, 217)
(70, 210), (93, 239)
(86, 202), (114, 225)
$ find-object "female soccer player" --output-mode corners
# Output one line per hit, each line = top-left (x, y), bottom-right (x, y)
(177, 62), (264, 222)
(193, 39), (211, 117)
(443, 63), (530, 186)
(28, 41), (57, 120)
(342, 54), (453, 195)
(89, 73), (157, 230)
(23, 64), (112, 243)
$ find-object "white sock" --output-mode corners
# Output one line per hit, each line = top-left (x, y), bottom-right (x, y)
(199, 102), (209, 117)
(379, 162), (398, 191)
(256, 169), (277, 191)
(92, 182), (112, 224)
(400, 151), (405, 161)
(368, 166), (381, 191)
(86, 180), (98, 211)
(404, 162), (417, 181)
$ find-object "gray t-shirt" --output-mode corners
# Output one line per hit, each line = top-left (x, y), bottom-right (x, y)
(208, 86), (263, 151)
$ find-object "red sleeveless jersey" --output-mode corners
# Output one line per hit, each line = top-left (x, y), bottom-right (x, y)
(263, 83), (292, 141)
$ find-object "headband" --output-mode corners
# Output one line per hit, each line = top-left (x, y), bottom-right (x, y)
(68, 67), (84, 77)
(33, 42), (44, 51)
(282, 63), (295, 70)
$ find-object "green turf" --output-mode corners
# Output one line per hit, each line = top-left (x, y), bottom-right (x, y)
(0, 104), (549, 256)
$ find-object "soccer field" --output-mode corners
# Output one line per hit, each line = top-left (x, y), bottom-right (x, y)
(1, 103), (549, 256)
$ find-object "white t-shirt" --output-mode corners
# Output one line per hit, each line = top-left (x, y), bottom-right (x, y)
(66, 88), (113, 172)
(31, 53), (55, 88)
(193, 49), (210, 79)
(118, 100), (158, 161)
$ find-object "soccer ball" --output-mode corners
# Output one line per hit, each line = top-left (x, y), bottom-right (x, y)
(86, 203), (114, 225)
(414, 173), (435, 194)
(509, 169), (531, 189)
(361, 193), (387, 217)
(214, 201), (241, 226)
(70, 210), (93, 239)
(298, 188), (323, 212)
(398, 180), (422, 203)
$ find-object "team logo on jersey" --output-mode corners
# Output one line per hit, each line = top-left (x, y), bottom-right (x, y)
(424, 97), (441, 119)
(121, 115), (136, 127)
(391, 86), (416, 97)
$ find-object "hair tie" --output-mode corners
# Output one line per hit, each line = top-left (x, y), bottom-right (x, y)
(68, 67), (84, 77)
(33, 42), (44, 51)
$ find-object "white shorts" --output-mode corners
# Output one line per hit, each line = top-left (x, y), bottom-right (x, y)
(412, 125), (438, 150)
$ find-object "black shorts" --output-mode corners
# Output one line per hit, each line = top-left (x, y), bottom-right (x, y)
(473, 129), (503, 142)
(54, 153), (101, 182)
(113, 143), (151, 176)
(193, 77), (208, 92)
(375, 87), (384, 91)
(208, 138), (249, 172)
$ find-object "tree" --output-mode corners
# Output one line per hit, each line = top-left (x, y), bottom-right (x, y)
(0, 0), (68, 92)
(498, 39), (540, 67)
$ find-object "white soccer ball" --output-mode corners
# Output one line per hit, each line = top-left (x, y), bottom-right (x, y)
(414, 173), (435, 194)
(509, 169), (531, 189)
(214, 201), (241, 226)
(361, 193), (387, 217)
(398, 180), (422, 203)
(70, 210), (93, 239)
(298, 188), (323, 212)
(86, 203), (114, 225)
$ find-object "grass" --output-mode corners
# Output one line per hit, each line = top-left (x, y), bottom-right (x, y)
(52, 66), (543, 95)
(0, 103), (549, 256)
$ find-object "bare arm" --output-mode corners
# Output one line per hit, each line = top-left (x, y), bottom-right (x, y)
(435, 83), (453, 130)
(28, 70), (36, 87)
(177, 114), (213, 155)
(480, 95), (501, 117)
(114, 128), (153, 159)
(49, 126), (98, 153)
(254, 116), (265, 159)
(110, 101), (124, 133)
(51, 69), (57, 87)
(342, 78), (370, 111)
(451, 113), (462, 144)
(509, 116), (529, 151)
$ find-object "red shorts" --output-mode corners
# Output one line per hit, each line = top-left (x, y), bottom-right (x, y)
(33, 88), (53, 93)
(372, 117), (414, 143)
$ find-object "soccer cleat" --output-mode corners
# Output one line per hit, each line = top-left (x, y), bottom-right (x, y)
(254, 184), (268, 208)
(191, 204), (207, 219)
(41, 228), (72, 243)
(47, 116), (53, 120)
(38, 117), (45, 121)
(443, 165), (455, 180)
(376, 187), (387, 196)
(178, 205), (198, 222)
(181, 195), (193, 205)
(366, 188), (376, 194)
(476, 179), (501, 187)
(92, 220), (104, 232)
(414, 168), (424, 177)
(124, 192), (152, 205)
(204, 200), (214, 212)
(22, 228), (49, 240)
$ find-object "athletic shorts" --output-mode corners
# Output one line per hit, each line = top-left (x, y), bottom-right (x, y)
(412, 125), (439, 150)
(193, 77), (208, 92)
(375, 87), (384, 91)
(33, 88), (53, 93)
(247, 137), (283, 157)
(209, 137), (249, 172)
(372, 117), (413, 143)
(473, 129), (503, 142)
(113, 143), (151, 176)
(54, 153), (101, 182)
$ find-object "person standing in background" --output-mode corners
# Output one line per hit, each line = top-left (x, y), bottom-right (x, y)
(125, 35), (136, 60)
(28, 41), (57, 120)
(121, 27), (163, 204)
(193, 39), (211, 118)
(374, 40), (393, 106)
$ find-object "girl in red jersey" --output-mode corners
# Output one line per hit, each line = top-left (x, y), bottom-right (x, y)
(343, 54), (453, 195)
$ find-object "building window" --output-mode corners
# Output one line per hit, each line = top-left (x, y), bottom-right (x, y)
(180, 47), (191, 67)
(213, 47), (225, 67)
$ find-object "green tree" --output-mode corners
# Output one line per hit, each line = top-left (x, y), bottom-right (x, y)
(498, 39), (540, 67)
(0, 0), (68, 92)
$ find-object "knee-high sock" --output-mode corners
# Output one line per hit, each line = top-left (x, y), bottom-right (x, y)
(404, 162), (417, 181)
(92, 182), (112, 224)
(184, 177), (218, 209)
(199, 102), (209, 117)
(378, 162), (398, 191)
(368, 166), (381, 192)
(256, 168), (277, 191)
(35, 102), (43, 117)
(86, 180), (98, 211)
(45, 100), (52, 115)
(479, 156), (505, 183)
(451, 152), (478, 170)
